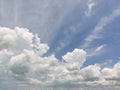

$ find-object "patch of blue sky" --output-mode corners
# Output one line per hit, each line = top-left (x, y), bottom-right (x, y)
(84, 16), (120, 67)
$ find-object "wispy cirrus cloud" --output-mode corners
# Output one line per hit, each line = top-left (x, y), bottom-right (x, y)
(87, 44), (106, 57)
(0, 0), (82, 43)
(82, 8), (120, 49)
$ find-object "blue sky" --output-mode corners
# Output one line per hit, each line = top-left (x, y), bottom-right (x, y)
(0, 0), (120, 90)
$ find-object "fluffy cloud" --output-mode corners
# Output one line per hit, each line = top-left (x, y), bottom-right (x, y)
(62, 49), (86, 67)
(0, 27), (49, 55)
(0, 27), (120, 89)
(80, 64), (100, 81)
(102, 63), (120, 81)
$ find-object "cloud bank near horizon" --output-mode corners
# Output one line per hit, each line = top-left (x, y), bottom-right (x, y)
(0, 27), (120, 90)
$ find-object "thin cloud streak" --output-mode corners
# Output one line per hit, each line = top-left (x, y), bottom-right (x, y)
(0, 0), (82, 44)
(82, 8), (120, 49)
(87, 44), (106, 57)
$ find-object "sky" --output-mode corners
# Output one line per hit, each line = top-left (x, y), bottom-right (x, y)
(0, 0), (120, 90)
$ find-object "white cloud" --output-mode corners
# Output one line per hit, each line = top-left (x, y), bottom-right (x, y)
(85, 0), (95, 16)
(0, 27), (49, 55)
(87, 44), (106, 57)
(95, 44), (106, 52)
(102, 62), (120, 81)
(80, 64), (101, 81)
(0, 27), (120, 89)
(62, 49), (86, 68)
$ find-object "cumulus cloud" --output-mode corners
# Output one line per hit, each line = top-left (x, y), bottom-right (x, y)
(80, 64), (100, 81)
(0, 27), (120, 89)
(102, 63), (120, 81)
(62, 49), (86, 67)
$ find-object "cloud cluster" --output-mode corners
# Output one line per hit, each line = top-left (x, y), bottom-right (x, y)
(0, 27), (120, 89)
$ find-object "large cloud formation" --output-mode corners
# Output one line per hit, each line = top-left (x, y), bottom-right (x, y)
(0, 27), (120, 90)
